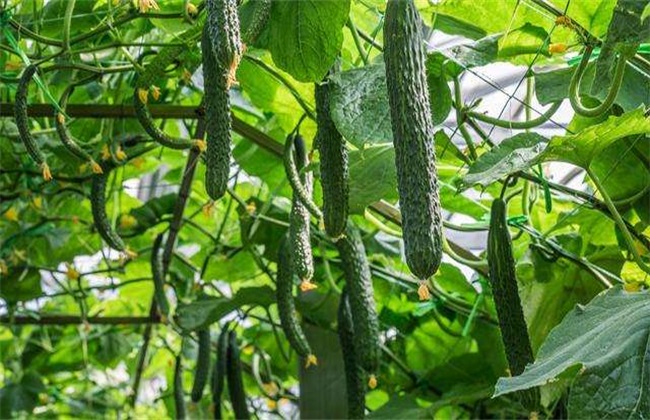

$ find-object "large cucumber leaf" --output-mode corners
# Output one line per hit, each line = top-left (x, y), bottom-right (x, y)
(495, 286), (650, 418)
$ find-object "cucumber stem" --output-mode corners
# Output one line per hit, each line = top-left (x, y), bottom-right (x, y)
(569, 45), (627, 117)
(453, 76), (477, 160)
(467, 101), (562, 130)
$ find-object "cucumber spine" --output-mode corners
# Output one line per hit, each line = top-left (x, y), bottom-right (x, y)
(383, 0), (443, 280)
(90, 161), (127, 252)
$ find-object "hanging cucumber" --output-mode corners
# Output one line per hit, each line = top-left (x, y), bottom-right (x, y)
(336, 224), (380, 388)
(288, 134), (316, 291)
(337, 288), (366, 419)
(241, 0), (272, 46)
(55, 79), (103, 173)
(383, 0), (443, 281)
(283, 133), (323, 220)
(191, 328), (212, 402)
(226, 330), (250, 420)
(316, 62), (349, 240)
(174, 355), (187, 420)
(15, 64), (51, 181)
(212, 326), (230, 419)
(276, 235), (317, 367)
(90, 161), (127, 252)
(151, 233), (171, 318)
(134, 17), (206, 151)
(487, 198), (539, 410)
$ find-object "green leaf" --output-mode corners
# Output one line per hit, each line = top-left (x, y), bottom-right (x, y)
(0, 267), (42, 303)
(266, 0), (351, 82)
(460, 133), (549, 188)
(125, 193), (177, 234)
(427, 34), (501, 78)
(175, 286), (276, 330)
(367, 395), (431, 419)
(543, 109), (650, 169)
(495, 287), (650, 418)
(427, 71), (453, 125)
(0, 371), (45, 418)
(348, 145), (398, 214)
(330, 63), (393, 148)
(498, 23), (550, 60)
(431, 13), (487, 39)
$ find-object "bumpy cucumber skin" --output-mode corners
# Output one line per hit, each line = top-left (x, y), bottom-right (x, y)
(151, 233), (170, 317)
(133, 19), (205, 150)
(242, 0), (272, 46)
(202, 25), (233, 200)
(226, 331), (250, 420)
(316, 63), (349, 239)
(383, 0), (443, 280)
(55, 85), (94, 162)
(90, 162), (126, 252)
(174, 355), (187, 420)
(336, 225), (380, 377)
(488, 199), (539, 410)
(337, 288), (366, 419)
(212, 327), (229, 419)
(289, 134), (315, 282)
(276, 235), (313, 358)
(15, 65), (46, 166)
(191, 329), (212, 402)
(487, 199), (534, 375)
(206, 0), (242, 78)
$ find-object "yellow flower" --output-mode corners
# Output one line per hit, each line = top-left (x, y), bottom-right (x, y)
(266, 399), (277, 410)
(137, 88), (149, 104)
(66, 263), (80, 280)
(185, 2), (198, 17)
(137, 0), (159, 13)
(41, 163), (53, 181)
(4, 207), (18, 222)
(131, 157), (145, 169)
(368, 374), (378, 389)
(56, 113), (65, 124)
(115, 146), (127, 161)
(119, 214), (138, 230)
(246, 202), (257, 215)
(202, 201), (215, 218)
(548, 43), (568, 54)
(305, 354), (318, 368)
(32, 196), (43, 210)
(417, 281), (430, 301)
(90, 161), (104, 174)
(101, 145), (111, 161)
(299, 280), (317, 292)
(150, 85), (161, 101)
(181, 68), (193, 85)
(193, 139), (207, 152)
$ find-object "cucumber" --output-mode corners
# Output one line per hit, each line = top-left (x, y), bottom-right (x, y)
(206, 0), (243, 89)
(226, 330), (250, 420)
(316, 62), (349, 240)
(283, 133), (323, 220)
(212, 326), (230, 419)
(288, 134), (315, 288)
(15, 64), (51, 181)
(191, 329), (212, 402)
(202, 22), (234, 200)
(336, 224), (380, 386)
(55, 82), (102, 172)
(134, 18), (206, 151)
(383, 0), (443, 280)
(337, 288), (366, 419)
(90, 161), (127, 252)
(241, 0), (272, 46)
(276, 234), (317, 366)
(174, 355), (187, 420)
(488, 198), (538, 409)
(151, 233), (171, 318)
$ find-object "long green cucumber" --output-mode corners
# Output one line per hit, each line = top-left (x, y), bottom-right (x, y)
(191, 328), (212, 402)
(206, 0), (242, 86)
(226, 330), (250, 420)
(276, 234), (317, 366)
(202, 24), (233, 200)
(337, 288), (366, 419)
(134, 18), (206, 151)
(212, 326), (230, 419)
(289, 134), (315, 289)
(55, 81), (102, 173)
(151, 233), (171, 318)
(336, 224), (380, 387)
(90, 161), (127, 252)
(15, 64), (51, 181)
(316, 62), (349, 240)
(174, 355), (187, 420)
(488, 198), (539, 410)
(241, 0), (272, 46)
(384, 0), (443, 280)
